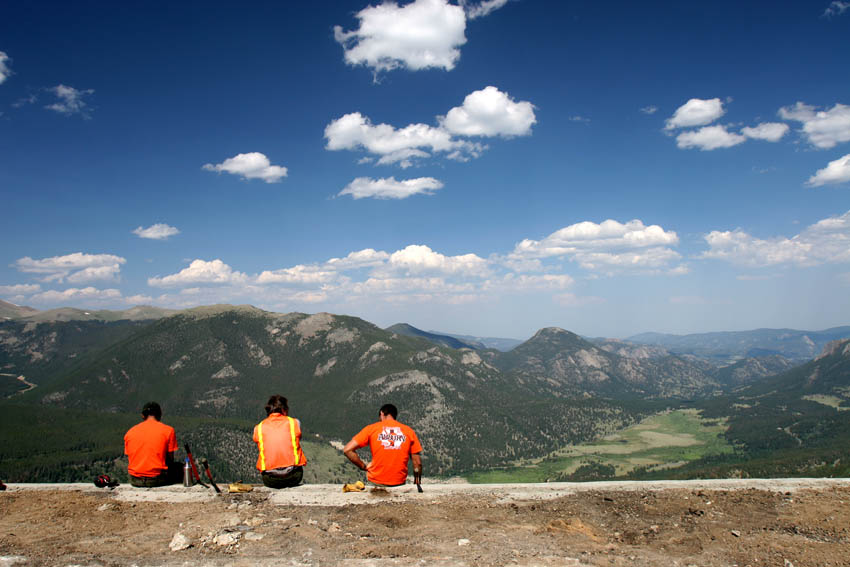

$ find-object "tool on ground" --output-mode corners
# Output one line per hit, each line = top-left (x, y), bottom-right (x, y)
(342, 480), (366, 493)
(183, 443), (209, 488)
(200, 457), (221, 493)
(228, 481), (254, 493)
(94, 474), (119, 489)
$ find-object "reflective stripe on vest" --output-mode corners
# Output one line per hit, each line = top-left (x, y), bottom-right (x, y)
(288, 416), (301, 466)
(257, 416), (300, 469)
(257, 421), (266, 470)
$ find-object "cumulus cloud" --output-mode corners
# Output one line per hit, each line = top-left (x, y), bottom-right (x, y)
(462, 0), (508, 19)
(440, 86), (536, 137)
(13, 253), (126, 283)
(807, 154), (850, 187)
(338, 176), (444, 199)
(779, 102), (850, 149)
(349, 276), (475, 297)
(0, 284), (41, 295)
(0, 51), (12, 85)
(46, 85), (94, 117)
(30, 287), (122, 304)
(824, 1), (850, 16)
(510, 219), (682, 275)
(741, 122), (789, 142)
(203, 152), (288, 183)
(388, 244), (489, 276)
(513, 219), (679, 259)
(701, 210), (850, 267)
(665, 98), (726, 130)
(326, 248), (391, 270)
(484, 273), (574, 292)
(326, 87), (533, 166)
(133, 223), (181, 240)
(148, 259), (248, 287)
(257, 265), (338, 285)
(334, 0), (467, 72)
(676, 125), (747, 150)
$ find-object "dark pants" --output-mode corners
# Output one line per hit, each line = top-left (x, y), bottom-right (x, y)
(261, 465), (303, 488)
(130, 462), (183, 487)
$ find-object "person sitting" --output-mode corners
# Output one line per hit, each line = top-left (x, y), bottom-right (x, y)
(343, 403), (422, 487)
(253, 394), (307, 488)
(124, 402), (181, 487)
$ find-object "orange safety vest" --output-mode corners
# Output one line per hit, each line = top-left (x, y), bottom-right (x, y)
(253, 414), (307, 471)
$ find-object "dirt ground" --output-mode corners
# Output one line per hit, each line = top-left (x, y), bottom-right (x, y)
(2, 481), (850, 566)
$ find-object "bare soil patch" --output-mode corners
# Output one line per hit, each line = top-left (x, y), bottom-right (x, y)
(2, 482), (850, 566)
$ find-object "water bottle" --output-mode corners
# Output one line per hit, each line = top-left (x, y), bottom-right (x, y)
(183, 457), (193, 487)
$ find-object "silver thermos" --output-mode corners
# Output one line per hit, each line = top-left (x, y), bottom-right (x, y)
(183, 457), (193, 487)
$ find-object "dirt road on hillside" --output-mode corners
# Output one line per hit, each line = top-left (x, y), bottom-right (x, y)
(2, 480), (850, 566)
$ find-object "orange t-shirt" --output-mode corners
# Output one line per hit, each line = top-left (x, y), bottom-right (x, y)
(253, 414), (307, 471)
(352, 418), (422, 486)
(124, 419), (178, 478)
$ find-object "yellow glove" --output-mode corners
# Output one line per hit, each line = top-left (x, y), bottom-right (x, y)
(228, 482), (254, 493)
(342, 481), (366, 493)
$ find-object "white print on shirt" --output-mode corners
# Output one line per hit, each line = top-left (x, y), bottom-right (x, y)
(377, 427), (406, 450)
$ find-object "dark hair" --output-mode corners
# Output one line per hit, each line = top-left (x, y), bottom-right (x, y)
(265, 394), (289, 416)
(141, 402), (162, 421)
(379, 403), (398, 419)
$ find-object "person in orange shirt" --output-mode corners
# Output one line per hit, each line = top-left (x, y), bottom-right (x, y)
(343, 403), (422, 487)
(124, 401), (181, 487)
(253, 394), (307, 488)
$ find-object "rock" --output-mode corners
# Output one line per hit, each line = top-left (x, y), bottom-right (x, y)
(457, 538), (471, 546)
(213, 531), (240, 546)
(168, 532), (191, 552)
(244, 532), (265, 541)
(308, 519), (318, 526)
(96, 503), (114, 512)
(328, 522), (341, 533)
(731, 530), (741, 537)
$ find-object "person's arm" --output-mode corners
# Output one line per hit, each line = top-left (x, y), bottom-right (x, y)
(343, 439), (370, 472)
(412, 453), (422, 484)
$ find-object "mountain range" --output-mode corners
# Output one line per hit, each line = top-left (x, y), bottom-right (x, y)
(2, 301), (850, 482)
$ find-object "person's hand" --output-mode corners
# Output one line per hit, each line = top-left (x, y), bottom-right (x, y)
(365, 461), (373, 472)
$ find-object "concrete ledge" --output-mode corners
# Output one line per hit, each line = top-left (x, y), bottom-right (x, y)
(4, 477), (850, 506)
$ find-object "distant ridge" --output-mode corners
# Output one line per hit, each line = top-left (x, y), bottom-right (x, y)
(0, 299), (38, 320)
(8, 304), (178, 323)
(628, 327), (850, 363)
(385, 323), (484, 350)
(432, 331), (523, 352)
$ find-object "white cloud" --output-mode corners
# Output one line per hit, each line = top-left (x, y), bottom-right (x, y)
(350, 276), (475, 296)
(325, 112), (455, 156)
(779, 102), (850, 149)
(0, 51), (11, 85)
(388, 244), (489, 276)
(46, 85), (94, 117)
(665, 98), (726, 130)
(326, 87), (531, 166)
(440, 86), (536, 137)
(808, 154), (850, 187)
(133, 223), (181, 240)
(462, 0), (508, 19)
(203, 152), (288, 183)
(31, 287), (122, 304)
(148, 259), (248, 287)
(701, 210), (850, 267)
(824, 1), (850, 16)
(570, 248), (683, 272)
(676, 125), (747, 150)
(13, 253), (126, 283)
(0, 284), (41, 295)
(640, 105), (658, 115)
(338, 176), (444, 199)
(513, 219), (679, 259)
(741, 122), (789, 142)
(257, 265), (338, 285)
(334, 0), (467, 72)
(66, 265), (121, 284)
(326, 248), (391, 270)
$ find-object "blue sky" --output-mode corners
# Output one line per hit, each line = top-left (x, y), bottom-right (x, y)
(1, 0), (849, 340)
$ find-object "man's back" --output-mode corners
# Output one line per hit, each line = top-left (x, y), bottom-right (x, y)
(124, 419), (177, 478)
(353, 418), (422, 486)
